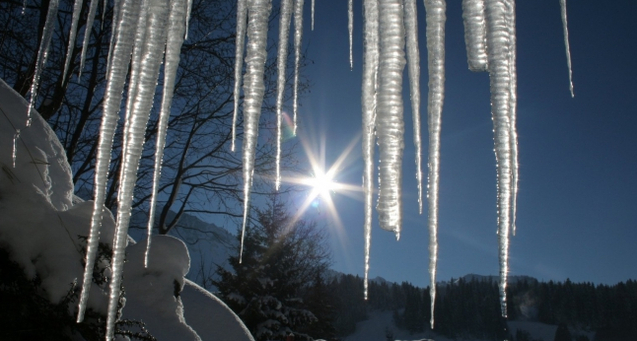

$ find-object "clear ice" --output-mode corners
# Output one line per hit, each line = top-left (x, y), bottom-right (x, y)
(423, 0), (446, 328)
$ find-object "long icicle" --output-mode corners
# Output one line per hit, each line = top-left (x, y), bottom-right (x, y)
(348, 0), (354, 70)
(106, 0), (171, 337)
(504, 0), (518, 236)
(361, 0), (379, 300)
(559, 0), (574, 97)
(376, 0), (405, 238)
(77, 0), (143, 323)
(461, 0), (488, 71)
(122, 0), (150, 161)
(239, 0), (272, 263)
(292, 0), (304, 135)
(26, 0), (59, 127)
(275, 0), (293, 190)
(145, 0), (189, 268)
(61, 0), (83, 84)
(231, 0), (248, 152)
(78, 0), (101, 79)
(403, 0), (422, 215)
(423, 0), (446, 329)
(485, 0), (513, 318)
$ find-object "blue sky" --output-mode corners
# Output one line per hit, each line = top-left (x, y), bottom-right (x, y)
(286, 0), (637, 287)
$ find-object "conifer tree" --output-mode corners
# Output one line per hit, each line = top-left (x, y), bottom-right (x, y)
(214, 195), (331, 341)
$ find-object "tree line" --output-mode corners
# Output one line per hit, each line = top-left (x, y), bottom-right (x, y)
(299, 275), (637, 341)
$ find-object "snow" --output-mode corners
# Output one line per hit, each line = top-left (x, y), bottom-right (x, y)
(122, 235), (200, 341)
(0, 77), (255, 340)
(181, 280), (255, 341)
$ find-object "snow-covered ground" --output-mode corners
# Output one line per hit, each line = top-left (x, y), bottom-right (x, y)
(344, 310), (592, 341)
(0, 77), (255, 340)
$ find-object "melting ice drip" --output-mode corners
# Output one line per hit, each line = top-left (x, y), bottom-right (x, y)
(15, 0), (576, 337)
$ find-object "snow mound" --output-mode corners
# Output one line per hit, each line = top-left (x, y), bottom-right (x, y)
(181, 279), (256, 341)
(0, 76), (255, 340)
(123, 235), (201, 340)
(0, 78), (73, 211)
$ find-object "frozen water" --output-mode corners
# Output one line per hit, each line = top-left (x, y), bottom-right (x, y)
(361, 0), (379, 299)
(423, 0), (446, 328)
(376, 0), (406, 238)
(560, 0), (575, 97)
(275, 0), (293, 190)
(239, 0), (272, 263)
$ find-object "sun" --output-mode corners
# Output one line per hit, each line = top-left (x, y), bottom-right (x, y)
(304, 169), (339, 200)
(281, 130), (362, 231)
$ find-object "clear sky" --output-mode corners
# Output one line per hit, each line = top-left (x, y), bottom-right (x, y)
(286, 0), (637, 287)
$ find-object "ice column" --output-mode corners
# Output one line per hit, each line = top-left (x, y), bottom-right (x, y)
(361, 0), (379, 299)
(485, 0), (514, 318)
(61, 0), (83, 83)
(106, 0), (171, 338)
(376, 0), (405, 238)
(403, 0), (423, 216)
(239, 0), (272, 262)
(275, 0), (293, 190)
(461, 0), (488, 71)
(292, 0), (305, 134)
(231, 0), (247, 152)
(349, 0), (354, 69)
(145, 0), (189, 267)
(423, 0), (446, 329)
(77, 0), (143, 323)
(78, 0), (101, 78)
(26, 0), (59, 127)
(560, 0), (574, 97)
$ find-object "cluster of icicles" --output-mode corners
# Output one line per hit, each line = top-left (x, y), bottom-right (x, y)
(14, 0), (574, 337)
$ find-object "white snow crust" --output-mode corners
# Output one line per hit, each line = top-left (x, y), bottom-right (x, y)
(0, 77), (255, 340)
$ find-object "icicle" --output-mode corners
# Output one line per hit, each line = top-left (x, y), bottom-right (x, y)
(239, 0), (272, 263)
(145, 0), (188, 268)
(311, 0), (314, 30)
(77, 0), (143, 324)
(184, 0), (193, 39)
(292, 0), (304, 135)
(461, 0), (488, 71)
(105, 0), (171, 337)
(375, 0), (405, 238)
(348, 0), (353, 70)
(122, 0), (150, 160)
(27, 0), (59, 127)
(403, 0), (422, 215)
(485, 0), (513, 318)
(231, 0), (248, 152)
(78, 0), (100, 79)
(61, 0), (83, 84)
(560, 0), (574, 97)
(275, 0), (293, 190)
(12, 130), (20, 168)
(361, 0), (379, 300)
(423, 0), (446, 329)
(504, 0), (518, 236)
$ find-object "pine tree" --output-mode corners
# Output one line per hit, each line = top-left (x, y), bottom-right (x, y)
(214, 195), (331, 341)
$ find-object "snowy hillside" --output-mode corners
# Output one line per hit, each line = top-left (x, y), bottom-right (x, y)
(0, 77), (254, 340)
(343, 310), (590, 341)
